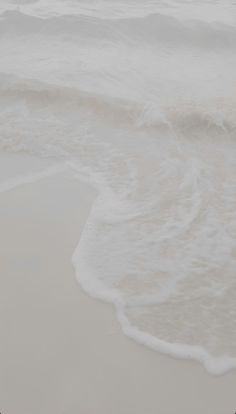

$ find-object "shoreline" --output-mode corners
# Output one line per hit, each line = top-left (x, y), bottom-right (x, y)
(0, 152), (236, 414)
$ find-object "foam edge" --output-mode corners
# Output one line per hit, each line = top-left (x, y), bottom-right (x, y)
(72, 239), (236, 376)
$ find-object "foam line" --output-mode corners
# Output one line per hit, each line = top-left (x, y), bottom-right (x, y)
(0, 163), (66, 194)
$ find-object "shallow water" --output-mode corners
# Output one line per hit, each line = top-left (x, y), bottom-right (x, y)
(0, 0), (236, 374)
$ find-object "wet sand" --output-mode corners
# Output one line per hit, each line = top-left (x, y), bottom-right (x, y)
(0, 152), (235, 414)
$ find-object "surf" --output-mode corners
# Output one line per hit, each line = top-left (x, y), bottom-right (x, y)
(0, 0), (235, 374)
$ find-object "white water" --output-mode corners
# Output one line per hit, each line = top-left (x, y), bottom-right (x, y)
(0, 0), (236, 374)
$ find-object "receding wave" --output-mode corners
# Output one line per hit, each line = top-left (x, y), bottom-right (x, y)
(0, 2), (236, 375)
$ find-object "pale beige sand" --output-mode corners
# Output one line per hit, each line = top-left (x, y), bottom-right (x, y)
(0, 153), (235, 414)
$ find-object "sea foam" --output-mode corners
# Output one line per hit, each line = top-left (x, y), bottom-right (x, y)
(0, 0), (236, 374)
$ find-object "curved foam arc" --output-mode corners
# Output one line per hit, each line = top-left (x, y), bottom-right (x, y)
(72, 227), (236, 376)
(0, 1), (236, 375)
(71, 166), (236, 376)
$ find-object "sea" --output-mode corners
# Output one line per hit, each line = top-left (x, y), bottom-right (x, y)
(0, 0), (235, 374)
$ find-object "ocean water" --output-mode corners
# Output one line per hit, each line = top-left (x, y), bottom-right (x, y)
(0, 0), (236, 374)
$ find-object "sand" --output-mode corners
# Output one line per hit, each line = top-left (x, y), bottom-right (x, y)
(0, 152), (235, 414)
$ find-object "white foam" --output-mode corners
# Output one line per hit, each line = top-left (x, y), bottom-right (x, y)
(0, 0), (236, 374)
(73, 239), (236, 375)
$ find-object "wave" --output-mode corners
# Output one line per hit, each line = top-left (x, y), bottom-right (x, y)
(0, 2), (236, 375)
(1, 0), (235, 24)
(0, 10), (236, 49)
(0, 74), (236, 135)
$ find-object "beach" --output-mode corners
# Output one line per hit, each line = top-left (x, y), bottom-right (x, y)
(1, 0), (236, 410)
(0, 152), (235, 414)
